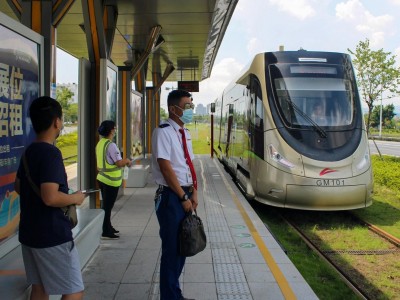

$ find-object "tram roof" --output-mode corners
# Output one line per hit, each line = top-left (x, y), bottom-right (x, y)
(0, 0), (238, 82)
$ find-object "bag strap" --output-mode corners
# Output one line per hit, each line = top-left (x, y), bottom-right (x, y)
(22, 152), (41, 197)
(22, 152), (69, 214)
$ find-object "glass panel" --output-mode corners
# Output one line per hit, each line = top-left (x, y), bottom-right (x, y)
(272, 65), (353, 127)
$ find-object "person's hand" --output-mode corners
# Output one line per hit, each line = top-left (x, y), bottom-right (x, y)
(181, 199), (193, 212)
(74, 191), (86, 205)
(190, 191), (198, 210)
(126, 159), (132, 167)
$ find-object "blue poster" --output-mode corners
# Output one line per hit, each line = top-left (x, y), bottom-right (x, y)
(0, 24), (40, 242)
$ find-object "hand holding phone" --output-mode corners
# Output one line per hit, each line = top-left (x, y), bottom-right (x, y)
(81, 189), (100, 194)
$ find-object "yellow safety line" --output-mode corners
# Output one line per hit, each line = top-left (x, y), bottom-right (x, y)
(212, 159), (297, 300)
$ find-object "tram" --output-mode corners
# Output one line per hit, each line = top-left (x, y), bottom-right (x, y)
(213, 51), (373, 210)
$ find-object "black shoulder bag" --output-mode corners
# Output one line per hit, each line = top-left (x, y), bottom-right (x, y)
(22, 153), (78, 228)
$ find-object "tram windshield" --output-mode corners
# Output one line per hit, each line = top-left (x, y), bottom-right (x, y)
(270, 64), (354, 128)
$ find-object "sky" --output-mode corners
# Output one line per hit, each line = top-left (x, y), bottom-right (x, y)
(57, 0), (400, 110)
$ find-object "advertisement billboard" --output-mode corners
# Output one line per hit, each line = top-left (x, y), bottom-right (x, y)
(0, 13), (43, 243)
(100, 59), (118, 123)
(130, 91), (143, 161)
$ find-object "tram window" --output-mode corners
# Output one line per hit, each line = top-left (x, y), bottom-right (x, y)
(250, 78), (263, 128)
(273, 77), (353, 127)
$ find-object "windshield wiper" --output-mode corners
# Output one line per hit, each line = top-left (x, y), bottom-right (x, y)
(283, 97), (327, 138)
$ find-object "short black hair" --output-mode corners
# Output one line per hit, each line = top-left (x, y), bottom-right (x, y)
(29, 96), (62, 134)
(98, 120), (115, 136)
(167, 89), (192, 107)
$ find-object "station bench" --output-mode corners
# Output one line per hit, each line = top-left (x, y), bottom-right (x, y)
(0, 208), (104, 300)
(125, 164), (150, 188)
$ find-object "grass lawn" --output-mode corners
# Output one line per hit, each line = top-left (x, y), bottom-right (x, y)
(59, 145), (77, 165)
(186, 123), (212, 154)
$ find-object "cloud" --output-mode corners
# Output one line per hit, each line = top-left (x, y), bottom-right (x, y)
(269, 0), (316, 20)
(336, 0), (394, 47)
(191, 58), (244, 105)
(247, 38), (264, 57)
(389, 0), (400, 5)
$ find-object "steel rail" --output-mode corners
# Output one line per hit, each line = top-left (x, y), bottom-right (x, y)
(281, 214), (370, 300)
(349, 212), (400, 248)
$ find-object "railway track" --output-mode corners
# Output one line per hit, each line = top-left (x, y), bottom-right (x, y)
(280, 211), (400, 300)
(348, 212), (400, 248)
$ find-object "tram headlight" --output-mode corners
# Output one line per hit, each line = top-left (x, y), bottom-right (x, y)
(356, 149), (370, 171)
(268, 144), (295, 169)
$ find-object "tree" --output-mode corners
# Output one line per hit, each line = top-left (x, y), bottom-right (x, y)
(160, 107), (168, 121)
(56, 86), (75, 122)
(370, 103), (396, 129)
(348, 39), (400, 134)
(69, 103), (78, 123)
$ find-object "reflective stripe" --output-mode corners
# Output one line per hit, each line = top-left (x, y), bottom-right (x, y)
(98, 171), (122, 181)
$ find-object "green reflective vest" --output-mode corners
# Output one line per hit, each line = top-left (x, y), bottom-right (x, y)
(96, 138), (122, 187)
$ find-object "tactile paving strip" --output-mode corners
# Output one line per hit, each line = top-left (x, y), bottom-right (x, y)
(218, 293), (253, 300)
(202, 160), (254, 299)
(214, 263), (247, 282)
(216, 282), (252, 295)
(212, 248), (241, 264)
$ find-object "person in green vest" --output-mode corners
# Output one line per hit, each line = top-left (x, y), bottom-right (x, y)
(96, 120), (131, 239)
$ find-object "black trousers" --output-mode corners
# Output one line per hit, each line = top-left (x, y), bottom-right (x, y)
(98, 181), (120, 235)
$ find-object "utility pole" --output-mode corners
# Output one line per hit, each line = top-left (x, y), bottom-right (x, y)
(379, 92), (383, 138)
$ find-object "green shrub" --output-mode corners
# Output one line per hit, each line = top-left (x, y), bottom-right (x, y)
(56, 131), (78, 148)
(371, 155), (400, 192)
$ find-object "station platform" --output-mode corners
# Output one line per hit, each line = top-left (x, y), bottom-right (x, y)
(81, 155), (318, 300)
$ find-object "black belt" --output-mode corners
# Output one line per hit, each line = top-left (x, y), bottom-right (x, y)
(158, 185), (194, 193)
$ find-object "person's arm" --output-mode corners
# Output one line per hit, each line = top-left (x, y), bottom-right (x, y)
(41, 182), (86, 207)
(191, 188), (198, 210)
(157, 158), (192, 212)
(108, 142), (132, 167)
(115, 157), (132, 167)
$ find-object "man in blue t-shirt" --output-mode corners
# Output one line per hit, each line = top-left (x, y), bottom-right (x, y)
(15, 96), (87, 299)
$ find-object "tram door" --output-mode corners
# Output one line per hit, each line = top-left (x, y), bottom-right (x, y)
(249, 76), (264, 159)
(248, 76), (264, 188)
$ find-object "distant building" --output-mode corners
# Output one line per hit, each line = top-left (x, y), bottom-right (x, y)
(57, 83), (79, 103)
(195, 103), (207, 116)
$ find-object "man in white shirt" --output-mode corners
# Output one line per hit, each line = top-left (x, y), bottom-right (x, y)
(151, 89), (198, 300)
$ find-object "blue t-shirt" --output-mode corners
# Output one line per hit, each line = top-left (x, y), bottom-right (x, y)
(17, 142), (72, 248)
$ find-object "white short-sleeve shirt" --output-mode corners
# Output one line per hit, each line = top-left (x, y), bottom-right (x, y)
(106, 142), (122, 165)
(151, 118), (194, 186)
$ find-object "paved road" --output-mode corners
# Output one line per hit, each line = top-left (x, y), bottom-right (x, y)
(369, 140), (400, 157)
(61, 125), (77, 135)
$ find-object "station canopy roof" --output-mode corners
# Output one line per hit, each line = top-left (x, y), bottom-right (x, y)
(0, 0), (238, 83)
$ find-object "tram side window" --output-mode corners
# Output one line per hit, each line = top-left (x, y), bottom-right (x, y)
(250, 79), (264, 129)
(250, 76), (264, 159)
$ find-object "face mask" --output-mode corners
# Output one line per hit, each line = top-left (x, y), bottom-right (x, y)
(174, 105), (193, 124)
